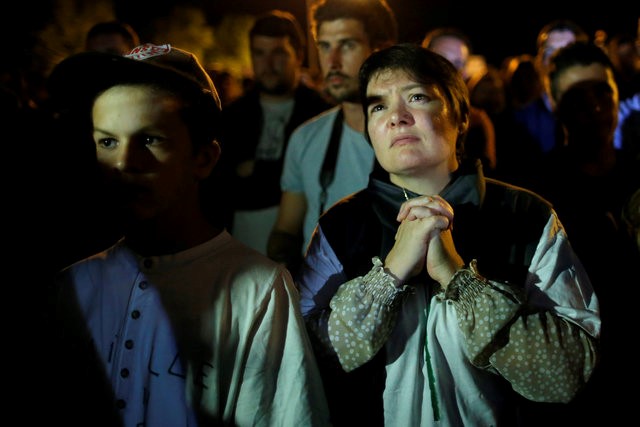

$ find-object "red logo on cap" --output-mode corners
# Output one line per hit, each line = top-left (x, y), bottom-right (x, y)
(126, 44), (172, 61)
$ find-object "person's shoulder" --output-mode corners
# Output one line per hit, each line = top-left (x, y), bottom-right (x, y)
(294, 84), (333, 107)
(213, 233), (291, 283)
(54, 243), (127, 291)
(292, 106), (341, 134)
(483, 177), (556, 237)
(58, 242), (122, 271)
(220, 89), (260, 116)
(485, 176), (553, 210)
(317, 190), (377, 263)
(286, 106), (341, 154)
(320, 189), (370, 222)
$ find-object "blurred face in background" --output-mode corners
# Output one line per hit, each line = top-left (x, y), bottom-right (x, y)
(250, 35), (302, 96)
(539, 29), (579, 67)
(552, 63), (619, 150)
(428, 35), (470, 80)
(316, 18), (372, 103)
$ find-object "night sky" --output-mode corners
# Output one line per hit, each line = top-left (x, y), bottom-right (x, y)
(7, 0), (640, 67)
(123, 0), (639, 66)
(129, 0), (640, 66)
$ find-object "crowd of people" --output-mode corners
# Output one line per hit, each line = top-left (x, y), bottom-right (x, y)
(8, 1), (639, 426)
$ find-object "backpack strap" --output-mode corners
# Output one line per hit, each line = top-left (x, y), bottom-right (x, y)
(318, 108), (344, 216)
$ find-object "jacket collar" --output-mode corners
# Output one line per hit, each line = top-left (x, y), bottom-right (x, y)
(368, 158), (485, 213)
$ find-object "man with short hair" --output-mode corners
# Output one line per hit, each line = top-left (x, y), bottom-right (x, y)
(208, 9), (332, 255)
(267, 0), (398, 275)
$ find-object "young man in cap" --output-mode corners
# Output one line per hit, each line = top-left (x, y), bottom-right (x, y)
(47, 43), (330, 427)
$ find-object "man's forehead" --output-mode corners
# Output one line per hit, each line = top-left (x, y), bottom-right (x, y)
(317, 18), (367, 40)
(556, 64), (616, 99)
(251, 34), (296, 50)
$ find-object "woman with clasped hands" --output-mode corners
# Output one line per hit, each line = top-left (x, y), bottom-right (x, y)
(296, 43), (600, 426)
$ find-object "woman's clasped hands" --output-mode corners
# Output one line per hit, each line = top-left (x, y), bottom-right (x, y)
(385, 195), (464, 288)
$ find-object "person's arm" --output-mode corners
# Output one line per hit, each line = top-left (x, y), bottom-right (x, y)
(445, 214), (600, 403)
(235, 265), (331, 426)
(443, 258), (598, 404)
(296, 225), (393, 366)
(267, 191), (307, 272)
(268, 118), (310, 272)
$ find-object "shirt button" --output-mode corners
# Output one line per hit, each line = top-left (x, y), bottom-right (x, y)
(131, 310), (140, 319)
(139, 281), (148, 290)
(120, 368), (130, 378)
(125, 340), (134, 349)
(116, 399), (126, 409)
(143, 259), (153, 269)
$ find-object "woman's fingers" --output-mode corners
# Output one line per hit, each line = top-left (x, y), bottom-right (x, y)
(397, 195), (453, 230)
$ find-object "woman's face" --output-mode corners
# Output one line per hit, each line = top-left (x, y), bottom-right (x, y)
(365, 69), (461, 181)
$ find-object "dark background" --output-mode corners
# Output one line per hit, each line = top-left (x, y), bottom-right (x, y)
(120, 0), (639, 66)
(6, 0), (640, 67)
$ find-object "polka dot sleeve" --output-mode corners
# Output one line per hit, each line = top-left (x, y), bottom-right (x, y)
(446, 262), (598, 403)
(328, 257), (411, 372)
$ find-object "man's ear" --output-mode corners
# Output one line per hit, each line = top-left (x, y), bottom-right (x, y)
(195, 140), (221, 180)
(459, 114), (470, 135)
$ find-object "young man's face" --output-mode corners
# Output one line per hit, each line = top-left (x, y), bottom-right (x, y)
(250, 35), (301, 96)
(91, 84), (215, 223)
(428, 36), (470, 79)
(316, 18), (372, 103)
